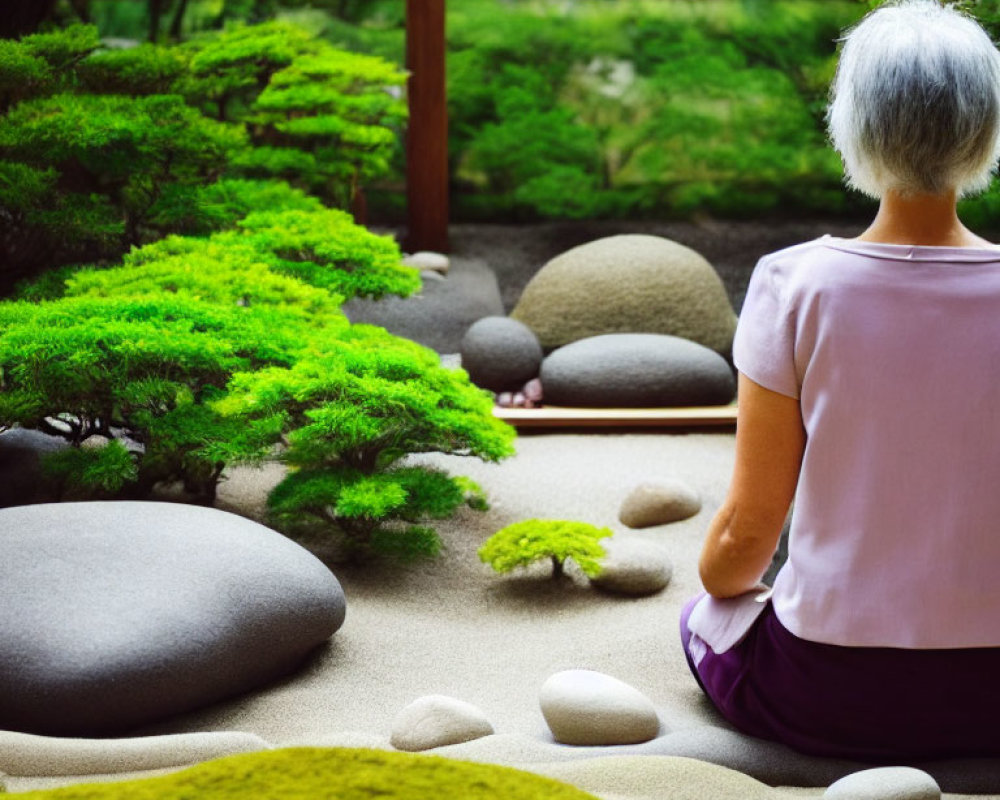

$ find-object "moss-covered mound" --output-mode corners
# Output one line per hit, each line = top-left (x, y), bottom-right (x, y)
(14, 747), (600, 800)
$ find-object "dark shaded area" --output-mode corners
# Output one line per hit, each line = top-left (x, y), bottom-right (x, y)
(0, 0), (59, 38)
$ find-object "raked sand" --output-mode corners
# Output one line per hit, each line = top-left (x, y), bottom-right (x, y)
(3, 432), (998, 799)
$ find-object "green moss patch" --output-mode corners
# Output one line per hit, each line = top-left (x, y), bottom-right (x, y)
(14, 747), (600, 800)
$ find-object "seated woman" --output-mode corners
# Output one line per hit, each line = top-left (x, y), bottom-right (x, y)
(681, 0), (1000, 761)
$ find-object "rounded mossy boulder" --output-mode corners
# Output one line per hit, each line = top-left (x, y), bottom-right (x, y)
(13, 747), (600, 800)
(510, 234), (737, 356)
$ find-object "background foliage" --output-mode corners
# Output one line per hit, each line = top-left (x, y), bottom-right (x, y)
(13, 0), (1000, 227)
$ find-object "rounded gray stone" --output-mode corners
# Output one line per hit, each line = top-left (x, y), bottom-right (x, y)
(539, 669), (660, 746)
(619, 480), (702, 528)
(343, 257), (503, 354)
(0, 428), (69, 508)
(460, 316), (544, 392)
(390, 695), (494, 752)
(591, 538), (673, 596)
(510, 234), (737, 355)
(824, 767), (941, 800)
(0, 501), (345, 736)
(540, 333), (736, 407)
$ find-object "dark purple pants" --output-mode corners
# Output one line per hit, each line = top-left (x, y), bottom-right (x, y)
(680, 594), (1000, 761)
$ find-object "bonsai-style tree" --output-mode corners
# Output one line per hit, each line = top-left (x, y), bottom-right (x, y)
(0, 88), (245, 291)
(0, 19), (516, 558)
(0, 294), (301, 502)
(179, 21), (406, 209)
(0, 195), (416, 504)
(217, 324), (516, 559)
(246, 40), (407, 208)
(478, 519), (610, 579)
(0, 22), (406, 292)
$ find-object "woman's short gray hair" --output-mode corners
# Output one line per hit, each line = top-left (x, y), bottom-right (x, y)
(828, 0), (1000, 198)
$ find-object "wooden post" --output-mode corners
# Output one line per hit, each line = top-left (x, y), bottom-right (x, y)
(405, 0), (449, 253)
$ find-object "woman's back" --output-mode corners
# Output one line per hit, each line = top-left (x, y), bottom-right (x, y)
(736, 235), (1000, 647)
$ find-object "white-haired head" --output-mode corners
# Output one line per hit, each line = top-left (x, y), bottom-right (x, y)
(828, 0), (1000, 198)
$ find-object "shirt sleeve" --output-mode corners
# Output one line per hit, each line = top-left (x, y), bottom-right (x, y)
(732, 255), (799, 398)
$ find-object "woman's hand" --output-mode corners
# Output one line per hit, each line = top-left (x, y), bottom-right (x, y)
(699, 373), (805, 598)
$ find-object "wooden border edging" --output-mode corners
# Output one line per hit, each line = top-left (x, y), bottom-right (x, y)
(493, 404), (738, 429)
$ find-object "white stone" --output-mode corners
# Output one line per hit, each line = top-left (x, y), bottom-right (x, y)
(619, 480), (701, 528)
(539, 669), (660, 746)
(403, 251), (450, 274)
(390, 695), (494, 752)
(824, 767), (941, 800)
(591, 538), (672, 596)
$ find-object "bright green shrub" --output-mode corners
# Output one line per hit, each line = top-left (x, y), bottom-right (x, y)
(0, 21), (407, 292)
(0, 17), (512, 552)
(247, 42), (407, 205)
(0, 88), (246, 291)
(479, 519), (611, 579)
(217, 324), (514, 558)
(179, 21), (406, 207)
(72, 203), (419, 305)
(234, 208), (418, 300)
(77, 44), (188, 95)
(12, 747), (600, 800)
(0, 295), (298, 502)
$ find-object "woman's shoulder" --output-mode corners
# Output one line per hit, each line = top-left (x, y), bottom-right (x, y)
(758, 234), (879, 265)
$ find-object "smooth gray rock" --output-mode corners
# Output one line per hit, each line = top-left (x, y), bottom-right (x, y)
(591, 538), (672, 596)
(619, 480), (702, 528)
(0, 428), (69, 507)
(390, 695), (494, 752)
(540, 669), (660, 746)
(825, 767), (941, 799)
(344, 257), (503, 354)
(510, 234), (737, 355)
(0, 501), (345, 736)
(460, 316), (544, 392)
(541, 333), (736, 407)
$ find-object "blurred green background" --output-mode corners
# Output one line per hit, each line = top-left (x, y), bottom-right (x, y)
(7, 0), (1000, 228)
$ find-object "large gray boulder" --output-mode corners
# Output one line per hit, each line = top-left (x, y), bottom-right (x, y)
(460, 316), (543, 392)
(0, 501), (345, 736)
(510, 234), (737, 355)
(540, 333), (736, 407)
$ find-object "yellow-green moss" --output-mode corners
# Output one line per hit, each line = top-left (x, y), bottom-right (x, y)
(13, 747), (600, 799)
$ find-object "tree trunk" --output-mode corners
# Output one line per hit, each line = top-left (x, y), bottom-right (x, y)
(69, 0), (92, 23)
(551, 556), (564, 579)
(148, 0), (163, 42)
(168, 0), (189, 39)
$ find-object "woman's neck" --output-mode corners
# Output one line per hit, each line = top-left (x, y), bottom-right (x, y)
(858, 189), (991, 247)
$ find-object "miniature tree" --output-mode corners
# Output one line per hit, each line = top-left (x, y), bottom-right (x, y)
(478, 520), (610, 579)
(0, 294), (301, 502)
(217, 324), (516, 559)
(245, 41), (407, 208)
(0, 89), (245, 291)
(179, 21), (407, 208)
(0, 198), (417, 503)
(0, 22), (406, 292)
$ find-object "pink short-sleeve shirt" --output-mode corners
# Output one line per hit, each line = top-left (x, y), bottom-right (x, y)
(734, 235), (1000, 649)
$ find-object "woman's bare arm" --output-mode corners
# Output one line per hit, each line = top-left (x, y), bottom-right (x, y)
(699, 373), (806, 598)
